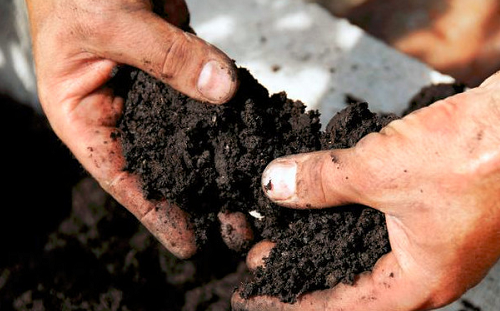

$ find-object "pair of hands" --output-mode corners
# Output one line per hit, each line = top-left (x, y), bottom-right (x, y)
(27, 0), (500, 310)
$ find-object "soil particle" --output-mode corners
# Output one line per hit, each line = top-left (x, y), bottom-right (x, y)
(460, 299), (482, 311)
(264, 181), (273, 191)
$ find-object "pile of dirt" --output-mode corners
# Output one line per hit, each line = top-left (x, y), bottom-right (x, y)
(116, 67), (395, 302)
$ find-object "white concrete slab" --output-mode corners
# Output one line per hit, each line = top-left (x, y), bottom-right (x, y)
(187, 0), (454, 124)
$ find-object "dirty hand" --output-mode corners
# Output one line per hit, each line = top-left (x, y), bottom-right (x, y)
(26, 0), (240, 258)
(232, 73), (500, 310)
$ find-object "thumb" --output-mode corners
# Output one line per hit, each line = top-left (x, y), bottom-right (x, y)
(262, 137), (388, 210)
(88, 10), (238, 104)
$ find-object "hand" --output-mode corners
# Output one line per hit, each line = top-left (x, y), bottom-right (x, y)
(26, 0), (240, 258)
(232, 73), (500, 310)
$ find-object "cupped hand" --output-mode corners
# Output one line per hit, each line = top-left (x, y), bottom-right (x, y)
(232, 73), (500, 310)
(26, 0), (241, 258)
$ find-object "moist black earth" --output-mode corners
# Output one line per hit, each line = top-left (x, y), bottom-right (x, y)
(1, 76), (465, 309)
(116, 66), (397, 302)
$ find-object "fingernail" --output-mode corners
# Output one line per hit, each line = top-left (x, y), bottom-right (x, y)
(197, 60), (234, 103)
(262, 160), (297, 201)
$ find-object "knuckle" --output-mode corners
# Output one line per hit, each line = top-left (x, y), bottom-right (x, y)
(353, 134), (386, 184)
(295, 153), (329, 205)
(351, 133), (403, 204)
(160, 33), (192, 81)
(353, 132), (380, 153)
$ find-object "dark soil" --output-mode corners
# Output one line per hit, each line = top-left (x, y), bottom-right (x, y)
(116, 67), (396, 303)
(116, 68), (324, 244)
(0, 74), (466, 310)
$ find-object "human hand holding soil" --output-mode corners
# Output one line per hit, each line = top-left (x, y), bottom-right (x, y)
(26, 0), (240, 258)
(232, 73), (500, 310)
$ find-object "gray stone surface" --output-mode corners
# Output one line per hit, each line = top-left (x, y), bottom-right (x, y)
(188, 0), (454, 123)
(0, 0), (38, 109)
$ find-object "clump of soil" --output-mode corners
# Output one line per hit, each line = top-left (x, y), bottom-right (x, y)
(116, 67), (324, 244)
(116, 66), (395, 302)
(241, 103), (395, 302)
(403, 82), (467, 115)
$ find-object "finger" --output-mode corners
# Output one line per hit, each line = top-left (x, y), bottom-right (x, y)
(105, 172), (197, 259)
(261, 148), (372, 209)
(86, 10), (238, 104)
(261, 127), (411, 213)
(218, 211), (254, 252)
(246, 240), (275, 271)
(232, 253), (437, 311)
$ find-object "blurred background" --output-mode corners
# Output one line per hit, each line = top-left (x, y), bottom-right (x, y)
(310, 0), (500, 87)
